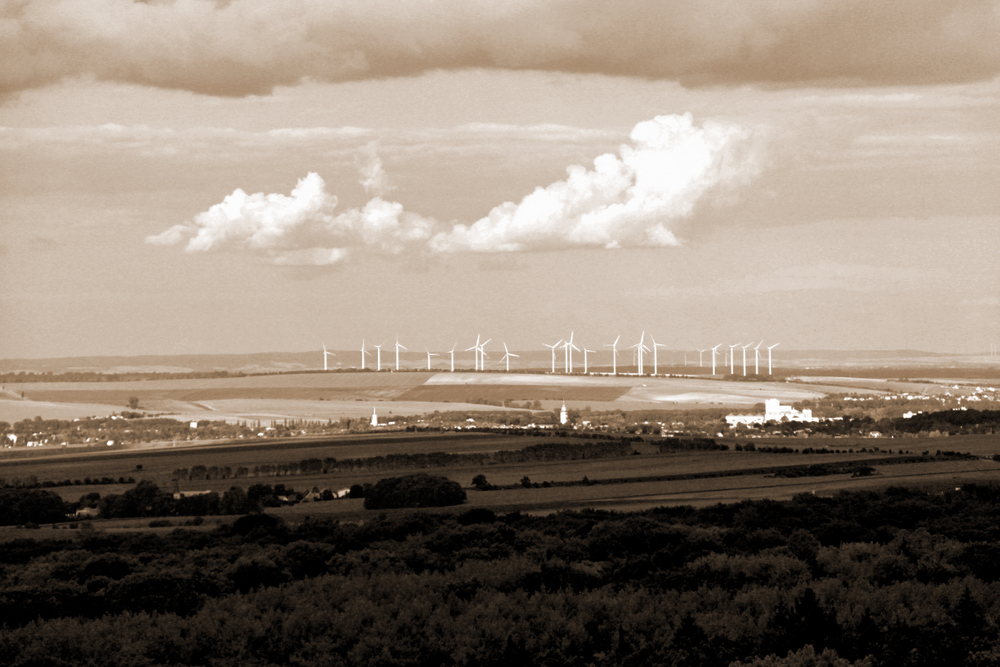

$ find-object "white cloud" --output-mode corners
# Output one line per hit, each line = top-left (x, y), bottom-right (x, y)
(430, 113), (761, 252)
(147, 114), (762, 264)
(146, 171), (436, 265)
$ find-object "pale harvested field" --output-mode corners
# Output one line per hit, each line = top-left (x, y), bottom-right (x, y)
(424, 372), (866, 406)
(0, 398), (122, 422)
(396, 384), (628, 403)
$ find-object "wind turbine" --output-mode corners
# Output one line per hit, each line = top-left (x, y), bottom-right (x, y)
(728, 342), (741, 375)
(322, 343), (336, 371)
(562, 332), (580, 373)
(466, 335), (482, 371)
(767, 343), (780, 375)
(449, 342), (457, 372)
(605, 335), (621, 375)
(754, 341), (763, 375)
(582, 347), (595, 374)
(501, 343), (519, 372)
(650, 335), (667, 376)
(373, 343), (383, 371)
(697, 349), (705, 367)
(711, 344), (722, 376)
(394, 336), (407, 372)
(478, 338), (491, 370)
(425, 348), (439, 370)
(360, 340), (370, 370)
(631, 332), (650, 375)
(742, 342), (753, 376)
(543, 340), (563, 374)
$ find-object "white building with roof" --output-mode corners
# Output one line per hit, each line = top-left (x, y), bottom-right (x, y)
(726, 398), (818, 428)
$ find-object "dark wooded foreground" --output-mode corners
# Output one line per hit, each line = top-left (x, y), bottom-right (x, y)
(5, 484), (1000, 665)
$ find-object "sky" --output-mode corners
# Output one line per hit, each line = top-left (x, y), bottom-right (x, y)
(1, 0), (999, 359)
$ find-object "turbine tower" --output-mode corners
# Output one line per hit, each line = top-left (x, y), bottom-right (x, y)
(728, 342), (741, 375)
(605, 335), (621, 375)
(360, 340), (370, 370)
(465, 335), (482, 371)
(631, 332), (650, 375)
(711, 344), (722, 376)
(767, 343), (780, 375)
(742, 342), (753, 376)
(754, 341), (763, 375)
(373, 343), (383, 371)
(562, 332), (580, 373)
(449, 342), (457, 372)
(425, 348), (439, 370)
(697, 349), (705, 367)
(501, 342), (519, 372)
(478, 338), (491, 370)
(394, 336), (407, 372)
(582, 347), (595, 375)
(650, 335), (666, 376)
(322, 343), (336, 371)
(543, 340), (563, 374)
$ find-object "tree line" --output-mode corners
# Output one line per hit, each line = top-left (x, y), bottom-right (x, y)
(171, 438), (639, 481)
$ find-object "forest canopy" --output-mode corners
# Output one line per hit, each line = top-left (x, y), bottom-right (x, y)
(5, 484), (1000, 665)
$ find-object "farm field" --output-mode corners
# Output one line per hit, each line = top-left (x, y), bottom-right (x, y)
(21, 456), (1000, 533)
(0, 432), (522, 491)
(16, 372), (433, 407)
(11, 428), (997, 507)
(396, 384), (629, 403)
(4, 370), (896, 425)
(265, 457), (1000, 521)
(0, 398), (122, 422)
(0, 396), (523, 426)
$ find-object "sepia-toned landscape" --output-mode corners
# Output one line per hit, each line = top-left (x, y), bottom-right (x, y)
(3, 1), (1000, 664)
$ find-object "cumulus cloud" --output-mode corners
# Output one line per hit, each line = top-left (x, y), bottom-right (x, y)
(431, 114), (759, 252)
(3, 0), (1000, 98)
(146, 170), (435, 265)
(147, 114), (762, 265)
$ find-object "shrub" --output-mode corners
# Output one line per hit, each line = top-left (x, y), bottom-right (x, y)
(363, 474), (466, 510)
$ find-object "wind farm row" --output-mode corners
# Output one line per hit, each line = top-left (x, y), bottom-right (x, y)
(323, 334), (781, 377)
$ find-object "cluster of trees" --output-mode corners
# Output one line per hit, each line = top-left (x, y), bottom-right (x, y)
(0, 488), (67, 526)
(785, 409), (1000, 438)
(893, 409), (1000, 435)
(656, 436), (729, 452)
(6, 485), (1000, 664)
(363, 474), (466, 509)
